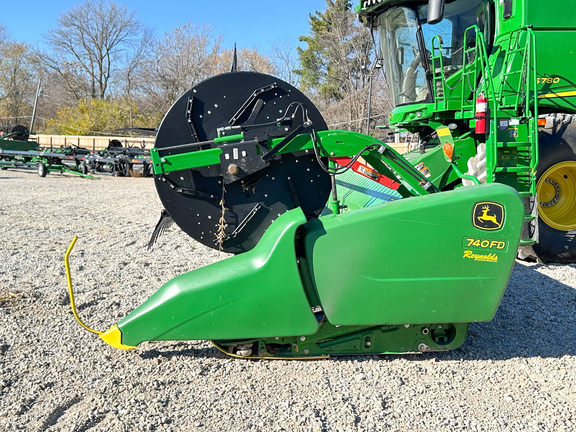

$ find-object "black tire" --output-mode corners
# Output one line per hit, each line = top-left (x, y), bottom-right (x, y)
(80, 163), (89, 175)
(38, 162), (48, 177)
(11, 125), (29, 141)
(526, 114), (576, 263)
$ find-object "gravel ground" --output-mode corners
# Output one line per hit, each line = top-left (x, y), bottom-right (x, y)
(1, 168), (575, 432)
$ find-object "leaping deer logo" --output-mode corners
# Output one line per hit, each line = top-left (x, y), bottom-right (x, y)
(473, 202), (504, 230)
(478, 205), (502, 228)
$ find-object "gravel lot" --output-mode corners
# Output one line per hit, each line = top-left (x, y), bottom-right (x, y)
(1, 168), (575, 432)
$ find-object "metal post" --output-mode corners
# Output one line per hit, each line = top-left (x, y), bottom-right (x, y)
(30, 80), (42, 135)
(365, 61), (382, 136)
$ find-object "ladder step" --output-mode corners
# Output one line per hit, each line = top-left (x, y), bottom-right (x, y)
(497, 105), (526, 111)
(494, 167), (532, 173)
(500, 70), (523, 78)
(523, 214), (536, 223)
(519, 238), (536, 246)
(496, 141), (532, 148)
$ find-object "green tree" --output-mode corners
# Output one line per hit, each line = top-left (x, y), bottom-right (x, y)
(45, 98), (159, 136)
(296, 0), (386, 132)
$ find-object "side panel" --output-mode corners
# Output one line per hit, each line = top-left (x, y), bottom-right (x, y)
(526, 0), (574, 29)
(117, 208), (318, 346)
(534, 30), (576, 113)
(497, 0), (576, 113)
(304, 183), (524, 325)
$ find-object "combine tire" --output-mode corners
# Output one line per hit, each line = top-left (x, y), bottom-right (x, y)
(527, 114), (576, 263)
(11, 125), (30, 141)
(38, 162), (48, 177)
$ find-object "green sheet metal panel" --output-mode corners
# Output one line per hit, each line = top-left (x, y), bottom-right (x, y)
(526, 0), (574, 29)
(321, 169), (402, 214)
(304, 183), (524, 325)
(118, 208), (318, 346)
(0, 138), (38, 151)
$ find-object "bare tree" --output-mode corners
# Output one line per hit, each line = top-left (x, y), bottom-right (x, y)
(0, 27), (39, 125)
(138, 22), (223, 113)
(0, 25), (9, 45)
(213, 47), (277, 75)
(270, 38), (301, 86)
(119, 27), (155, 127)
(43, 0), (146, 100)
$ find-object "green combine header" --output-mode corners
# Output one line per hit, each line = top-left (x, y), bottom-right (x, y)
(66, 0), (574, 358)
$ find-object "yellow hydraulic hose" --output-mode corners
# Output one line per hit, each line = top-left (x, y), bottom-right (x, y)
(64, 236), (103, 335)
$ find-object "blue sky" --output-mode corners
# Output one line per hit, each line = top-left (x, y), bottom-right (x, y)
(2, 0), (329, 54)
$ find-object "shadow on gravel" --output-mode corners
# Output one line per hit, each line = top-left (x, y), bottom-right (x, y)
(459, 262), (576, 360)
(139, 344), (224, 361)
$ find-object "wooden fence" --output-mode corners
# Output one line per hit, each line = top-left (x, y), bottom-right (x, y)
(28, 134), (415, 154)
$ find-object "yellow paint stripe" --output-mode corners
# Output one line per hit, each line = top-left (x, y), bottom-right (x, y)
(538, 90), (576, 99)
(436, 127), (451, 137)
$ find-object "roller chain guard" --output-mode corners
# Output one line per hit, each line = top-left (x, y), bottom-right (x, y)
(212, 321), (469, 359)
(154, 72), (331, 253)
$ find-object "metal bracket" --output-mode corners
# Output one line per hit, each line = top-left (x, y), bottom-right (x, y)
(216, 203), (263, 244)
(219, 141), (270, 185)
(229, 83), (278, 125)
(186, 97), (200, 142)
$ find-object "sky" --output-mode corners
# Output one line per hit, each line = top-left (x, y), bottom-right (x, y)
(1, 0), (329, 55)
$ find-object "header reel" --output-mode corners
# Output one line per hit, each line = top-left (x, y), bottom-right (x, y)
(153, 72), (331, 253)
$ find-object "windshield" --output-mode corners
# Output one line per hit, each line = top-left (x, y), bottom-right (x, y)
(377, 0), (490, 107)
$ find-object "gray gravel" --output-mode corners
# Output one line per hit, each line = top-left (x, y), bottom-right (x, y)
(1, 168), (575, 432)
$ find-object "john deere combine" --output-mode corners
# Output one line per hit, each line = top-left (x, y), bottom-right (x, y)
(356, 0), (576, 263)
(67, 0), (574, 357)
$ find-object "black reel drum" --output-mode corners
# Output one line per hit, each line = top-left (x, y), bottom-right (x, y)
(154, 72), (331, 254)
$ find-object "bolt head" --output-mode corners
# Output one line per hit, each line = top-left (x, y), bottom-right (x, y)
(227, 164), (240, 175)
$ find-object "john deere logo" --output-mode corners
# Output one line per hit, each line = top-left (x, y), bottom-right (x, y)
(473, 202), (504, 231)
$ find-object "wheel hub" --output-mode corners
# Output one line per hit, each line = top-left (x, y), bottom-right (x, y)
(539, 178), (561, 207)
(537, 161), (576, 231)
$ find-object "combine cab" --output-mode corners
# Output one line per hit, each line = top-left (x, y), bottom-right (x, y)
(67, 71), (525, 358)
(356, 0), (576, 263)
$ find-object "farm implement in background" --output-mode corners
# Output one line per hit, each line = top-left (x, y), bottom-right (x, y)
(0, 125), (94, 178)
(82, 140), (153, 177)
(0, 127), (152, 179)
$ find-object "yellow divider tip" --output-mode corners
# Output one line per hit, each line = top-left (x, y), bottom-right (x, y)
(100, 325), (137, 350)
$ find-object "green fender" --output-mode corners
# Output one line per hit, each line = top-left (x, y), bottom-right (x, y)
(303, 183), (525, 325)
(115, 208), (318, 347)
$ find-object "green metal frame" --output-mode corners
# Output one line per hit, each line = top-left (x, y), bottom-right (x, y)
(151, 129), (437, 201)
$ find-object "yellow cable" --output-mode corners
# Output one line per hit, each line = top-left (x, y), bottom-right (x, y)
(65, 237), (329, 353)
(64, 237), (103, 335)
